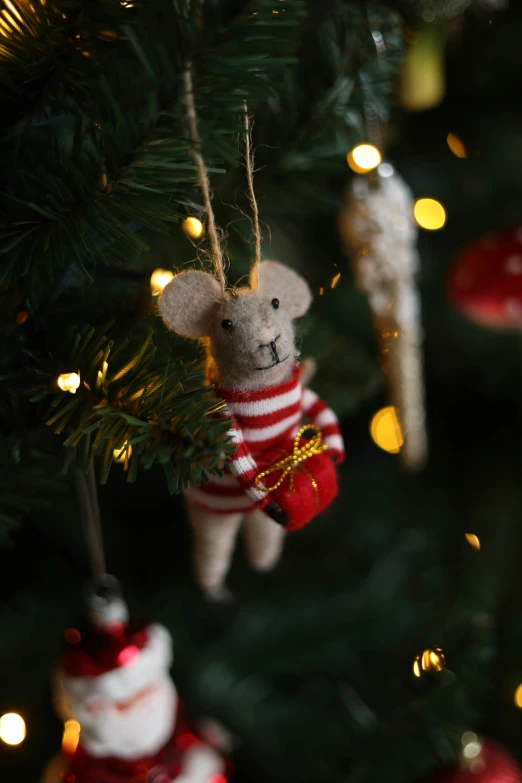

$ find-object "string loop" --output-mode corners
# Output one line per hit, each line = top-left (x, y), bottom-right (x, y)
(243, 102), (262, 289)
(183, 65), (227, 294)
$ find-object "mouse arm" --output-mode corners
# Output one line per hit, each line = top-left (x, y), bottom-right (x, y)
(301, 388), (345, 463)
(224, 410), (270, 507)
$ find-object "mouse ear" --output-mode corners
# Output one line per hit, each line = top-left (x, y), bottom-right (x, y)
(256, 260), (312, 318)
(159, 270), (222, 338)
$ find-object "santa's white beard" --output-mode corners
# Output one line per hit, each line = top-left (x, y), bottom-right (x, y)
(78, 674), (177, 760)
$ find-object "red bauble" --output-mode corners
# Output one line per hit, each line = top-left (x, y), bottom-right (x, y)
(447, 227), (522, 329)
(428, 739), (522, 783)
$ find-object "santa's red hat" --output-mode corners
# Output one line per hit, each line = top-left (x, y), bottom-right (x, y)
(58, 578), (172, 703)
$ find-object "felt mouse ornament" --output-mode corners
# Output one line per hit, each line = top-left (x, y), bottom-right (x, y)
(162, 77), (345, 596)
(159, 260), (345, 597)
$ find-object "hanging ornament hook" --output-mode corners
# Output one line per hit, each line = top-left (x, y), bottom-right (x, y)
(74, 435), (130, 624)
(83, 573), (129, 630)
(74, 436), (106, 579)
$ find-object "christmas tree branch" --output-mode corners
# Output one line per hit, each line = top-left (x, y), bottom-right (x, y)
(21, 323), (233, 493)
(0, 0), (306, 288)
(0, 439), (66, 544)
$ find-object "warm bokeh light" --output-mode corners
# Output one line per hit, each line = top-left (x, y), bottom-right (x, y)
(181, 216), (204, 239)
(113, 442), (132, 463)
(447, 132), (467, 159)
(150, 268), (174, 296)
(462, 738), (482, 760)
(1, 1), (23, 35)
(514, 684), (522, 708)
(413, 647), (446, 677)
(62, 720), (81, 755)
(370, 406), (404, 454)
(347, 144), (382, 174)
(465, 533), (480, 551)
(16, 310), (28, 325)
(0, 713), (26, 746)
(57, 372), (81, 394)
(330, 272), (341, 289)
(413, 198), (446, 230)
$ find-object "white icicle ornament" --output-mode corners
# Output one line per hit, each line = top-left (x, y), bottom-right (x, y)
(339, 169), (427, 470)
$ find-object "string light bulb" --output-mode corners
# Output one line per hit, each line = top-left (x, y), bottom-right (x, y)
(150, 269), (174, 296)
(370, 406), (404, 454)
(0, 713), (26, 746)
(181, 217), (204, 239)
(113, 442), (132, 463)
(413, 647), (446, 677)
(465, 533), (480, 551)
(514, 683), (522, 708)
(96, 360), (109, 390)
(57, 372), (81, 394)
(347, 144), (382, 174)
(413, 198), (446, 231)
(61, 720), (81, 755)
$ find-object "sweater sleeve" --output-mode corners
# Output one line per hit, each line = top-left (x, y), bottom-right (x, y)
(301, 388), (345, 463)
(224, 409), (270, 506)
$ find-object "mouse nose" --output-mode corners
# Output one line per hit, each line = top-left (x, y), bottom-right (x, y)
(258, 328), (278, 346)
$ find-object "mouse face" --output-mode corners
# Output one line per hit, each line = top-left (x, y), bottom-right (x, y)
(159, 260), (312, 391)
(208, 290), (297, 388)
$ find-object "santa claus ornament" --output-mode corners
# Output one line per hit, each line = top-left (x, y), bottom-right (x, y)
(159, 70), (345, 598)
(42, 578), (228, 783)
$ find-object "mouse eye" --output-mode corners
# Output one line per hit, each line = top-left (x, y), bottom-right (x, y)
(221, 319), (234, 331)
(271, 298), (280, 310)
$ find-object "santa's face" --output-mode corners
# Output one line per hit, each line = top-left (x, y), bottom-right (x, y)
(68, 673), (177, 760)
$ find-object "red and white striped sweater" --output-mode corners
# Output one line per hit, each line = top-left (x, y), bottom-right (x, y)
(185, 365), (344, 514)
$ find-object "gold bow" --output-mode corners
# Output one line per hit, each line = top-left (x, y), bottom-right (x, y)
(254, 424), (328, 494)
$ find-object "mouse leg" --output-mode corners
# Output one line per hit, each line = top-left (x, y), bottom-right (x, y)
(185, 500), (243, 598)
(243, 508), (285, 573)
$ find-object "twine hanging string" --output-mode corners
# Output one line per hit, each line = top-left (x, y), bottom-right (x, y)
(74, 435), (106, 579)
(243, 102), (262, 289)
(183, 64), (227, 294)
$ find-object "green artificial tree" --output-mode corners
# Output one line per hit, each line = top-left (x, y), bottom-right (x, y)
(2, 1), (522, 782)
